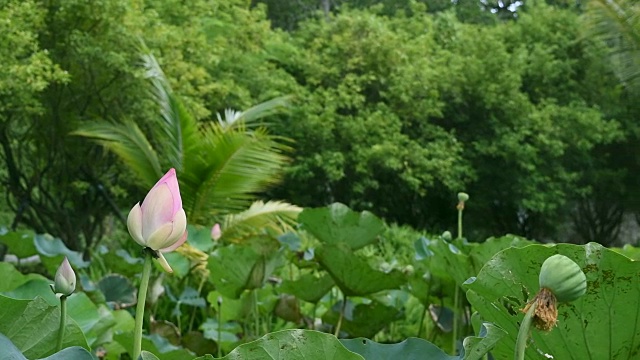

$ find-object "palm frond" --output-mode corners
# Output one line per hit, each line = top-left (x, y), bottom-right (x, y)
(220, 200), (302, 244)
(72, 120), (163, 187)
(585, 0), (640, 91)
(142, 52), (200, 170)
(181, 124), (292, 223)
(217, 96), (291, 130)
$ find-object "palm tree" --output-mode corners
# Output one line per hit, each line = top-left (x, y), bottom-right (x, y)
(585, 0), (640, 92)
(73, 52), (300, 247)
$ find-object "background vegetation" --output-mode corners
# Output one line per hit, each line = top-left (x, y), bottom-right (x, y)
(2, 0), (640, 358)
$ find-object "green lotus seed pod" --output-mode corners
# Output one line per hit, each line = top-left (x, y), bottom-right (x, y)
(441, 231), (452, 241)
(457, 192), (469, 202)
(538, 254), (586, 303)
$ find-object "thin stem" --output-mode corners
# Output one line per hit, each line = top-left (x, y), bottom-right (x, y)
(311, 302), (318, 331)
(515, 299), (538, 360)
(133, 252), (153, 360)
(334, 294), (347, 337)
(452, 286), (459, 355)
(188, 277), (207, 332)
(217, 297), (222, 358)
(56, 296), (67, 352)
(417, 303), (427, 338)
(418, 277), (432, 338)
(457, 207), (464, 240)
(253, 290), (260, 337)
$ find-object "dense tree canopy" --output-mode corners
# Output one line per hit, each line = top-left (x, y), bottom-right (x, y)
(1, 0), (638, 248)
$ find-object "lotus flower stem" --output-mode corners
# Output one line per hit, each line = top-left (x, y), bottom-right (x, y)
(457, 208), (463, 240)
(515, 299), (538, 360)
(417, 303), (427, 338)
(452, 285), (460, 355)
(55, 295), (67, 352)
(217, 296), (223, 358)
(188, 277), (207, 333)
(456, 192), (468, 240)
(334, 294), (347, 337)
(133, 251), (153, 360)
(311, 302), (318, 331)
(253, 289), (260, 336)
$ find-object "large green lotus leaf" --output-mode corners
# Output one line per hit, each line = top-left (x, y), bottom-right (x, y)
(200, 318), (242, 346)
(460, 322), (507, 360)
(66, 292), (116, 347)
(322, 300), (402, 338)
(112, 309), (135, 333)
(419, 237), (473, 285)
(466, 235), (533, 270)
(40, 347), (93, 360)
(97, 274), (137, 309)
(279, 273), (335, 303)
(0, 333), (93, 360)
(2, 281), (116, 348)
(341, 337), (456, 360)
(2, 279), (58, 305)
(611, 243), (640, 260)
(97, 248), (144, 278)
(34, 234), (90, 271)
(187, 224), (217, 252)
(418, 236), (533, 287)
(316, 244), (406, 296)
(206, 291), (250, 323)
(208, 238), (282, 299)
(213, 329), (363, 359)
(0, 229), (37, 258)
(298, 203), (384, 250)
(0, 332), (26, 360)
(464, 242), (640, 359)
(0, 262), (48, 292)
(114, 333), (194, 360)
(0, 295), (88, 358)
(339, 321), (505, 360)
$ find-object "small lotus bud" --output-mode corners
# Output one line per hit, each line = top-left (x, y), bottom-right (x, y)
(211, 223), (222, 241)
(53, 257), (76, 296)
(457, 192), (469, 202)
(441, 231), (452, 241)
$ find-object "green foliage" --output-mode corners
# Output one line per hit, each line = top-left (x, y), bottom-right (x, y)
(251, 3), (634, 242)
(212, 329), (363, 360)
(0, 296), (89, 358)
(584, 0), (640, 93)
(208, 237), (283, 298)
(465, 242), (640, 359)
(298, 203), (384, 250)
(0, 334), (93, 360)
(75, 52), (293, 224)
(340, 323), (506, 360)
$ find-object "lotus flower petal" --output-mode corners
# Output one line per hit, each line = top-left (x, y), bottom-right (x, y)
(127, 168), (188, 273)
(127, 203), (145, 247)
(156, 252), (174, 273)
(53, 257), (76, 296)
(211, 223), (221, 241)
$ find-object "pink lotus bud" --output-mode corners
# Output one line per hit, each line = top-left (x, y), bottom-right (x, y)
(211, 223), (221, 241)
(127, 168), (188, 272)
(53, 257), (76, 296)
